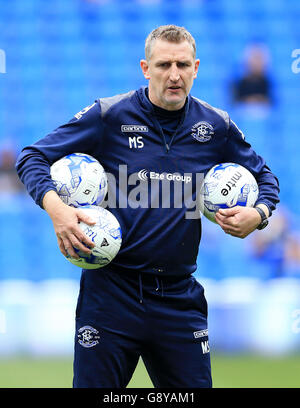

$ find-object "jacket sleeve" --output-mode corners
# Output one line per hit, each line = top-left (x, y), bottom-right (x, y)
(222, 118), (280, 215)
(15, 100), (104, 208)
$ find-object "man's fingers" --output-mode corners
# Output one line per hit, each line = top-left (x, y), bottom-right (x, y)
(218, 207), (240, 217)
(57, 231), (94, 259)
(220, 224), (238, 235)
(76, 209), (96, 226)
(54, 207), (97, 258)
(216, 217), (239, 230)
(217, 221), (246, 238)
(215, 211), (239, 228)
(61, 236), (79, 259)
(72, 226), (95, 250)
(215, 211), (233, 223)
(215, 212), (227, 223)
(215, 213), (235, 228)
(70, 233), (94, 254)
(57, 236), (67, 257)
(215, 215), (240, 236)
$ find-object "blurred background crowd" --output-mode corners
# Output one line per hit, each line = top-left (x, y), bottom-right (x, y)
(0, 0), (300, 360)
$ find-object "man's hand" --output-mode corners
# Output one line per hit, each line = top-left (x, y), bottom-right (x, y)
(215, 205), (268, 239)
(43, 190), (96, 259)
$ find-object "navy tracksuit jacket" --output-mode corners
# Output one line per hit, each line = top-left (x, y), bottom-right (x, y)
(16, 86), (279, 387)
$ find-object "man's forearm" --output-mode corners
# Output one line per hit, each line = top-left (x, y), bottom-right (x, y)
(42, 190), (66, 215)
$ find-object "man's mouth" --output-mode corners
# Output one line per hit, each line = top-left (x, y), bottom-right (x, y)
(167, 86), (182, 91)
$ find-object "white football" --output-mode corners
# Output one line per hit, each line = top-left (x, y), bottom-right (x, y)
(50, 153), (107, 207)
(199, 163), (259, 223)
(66, 205), (122, 269)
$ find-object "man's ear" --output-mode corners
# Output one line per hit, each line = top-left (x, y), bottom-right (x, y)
(193, 59), (200, 79)
(140, 59), (150, 80)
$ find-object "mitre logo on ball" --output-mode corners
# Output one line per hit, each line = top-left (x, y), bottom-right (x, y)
(199, 162), (259, 223)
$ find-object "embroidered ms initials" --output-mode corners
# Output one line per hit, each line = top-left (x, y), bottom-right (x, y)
(128, 136), (144, 149)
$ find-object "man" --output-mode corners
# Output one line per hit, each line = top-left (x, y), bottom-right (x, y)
(16, 25), (279, 388)
(232, 44), (272, 105)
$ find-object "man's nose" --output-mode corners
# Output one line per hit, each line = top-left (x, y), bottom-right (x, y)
(169, 64), (180, 82)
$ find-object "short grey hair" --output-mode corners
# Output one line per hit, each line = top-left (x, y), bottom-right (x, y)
(145, 25), (196, 61)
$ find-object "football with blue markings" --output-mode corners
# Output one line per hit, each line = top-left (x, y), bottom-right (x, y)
(199, 163), (259, 223)
(66, 205), (122, 269)
(50, 153), (107, 207)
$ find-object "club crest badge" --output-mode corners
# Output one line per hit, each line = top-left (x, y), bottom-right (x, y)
(191, 121), (214, 142)
(78, 325), (100, 348)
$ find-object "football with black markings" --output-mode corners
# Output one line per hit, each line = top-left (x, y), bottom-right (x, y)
(50, 153), (107, 207)
(66, 205), (122, 269)
(199, 163), (259, 223)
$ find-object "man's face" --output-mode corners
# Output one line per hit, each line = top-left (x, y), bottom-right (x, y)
(140, 39), (200, 110)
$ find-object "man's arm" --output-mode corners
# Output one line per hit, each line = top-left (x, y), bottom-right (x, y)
(216, 119), (279, 238)
(16, 101), (103, 257)
(16, 101), (103, 207)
